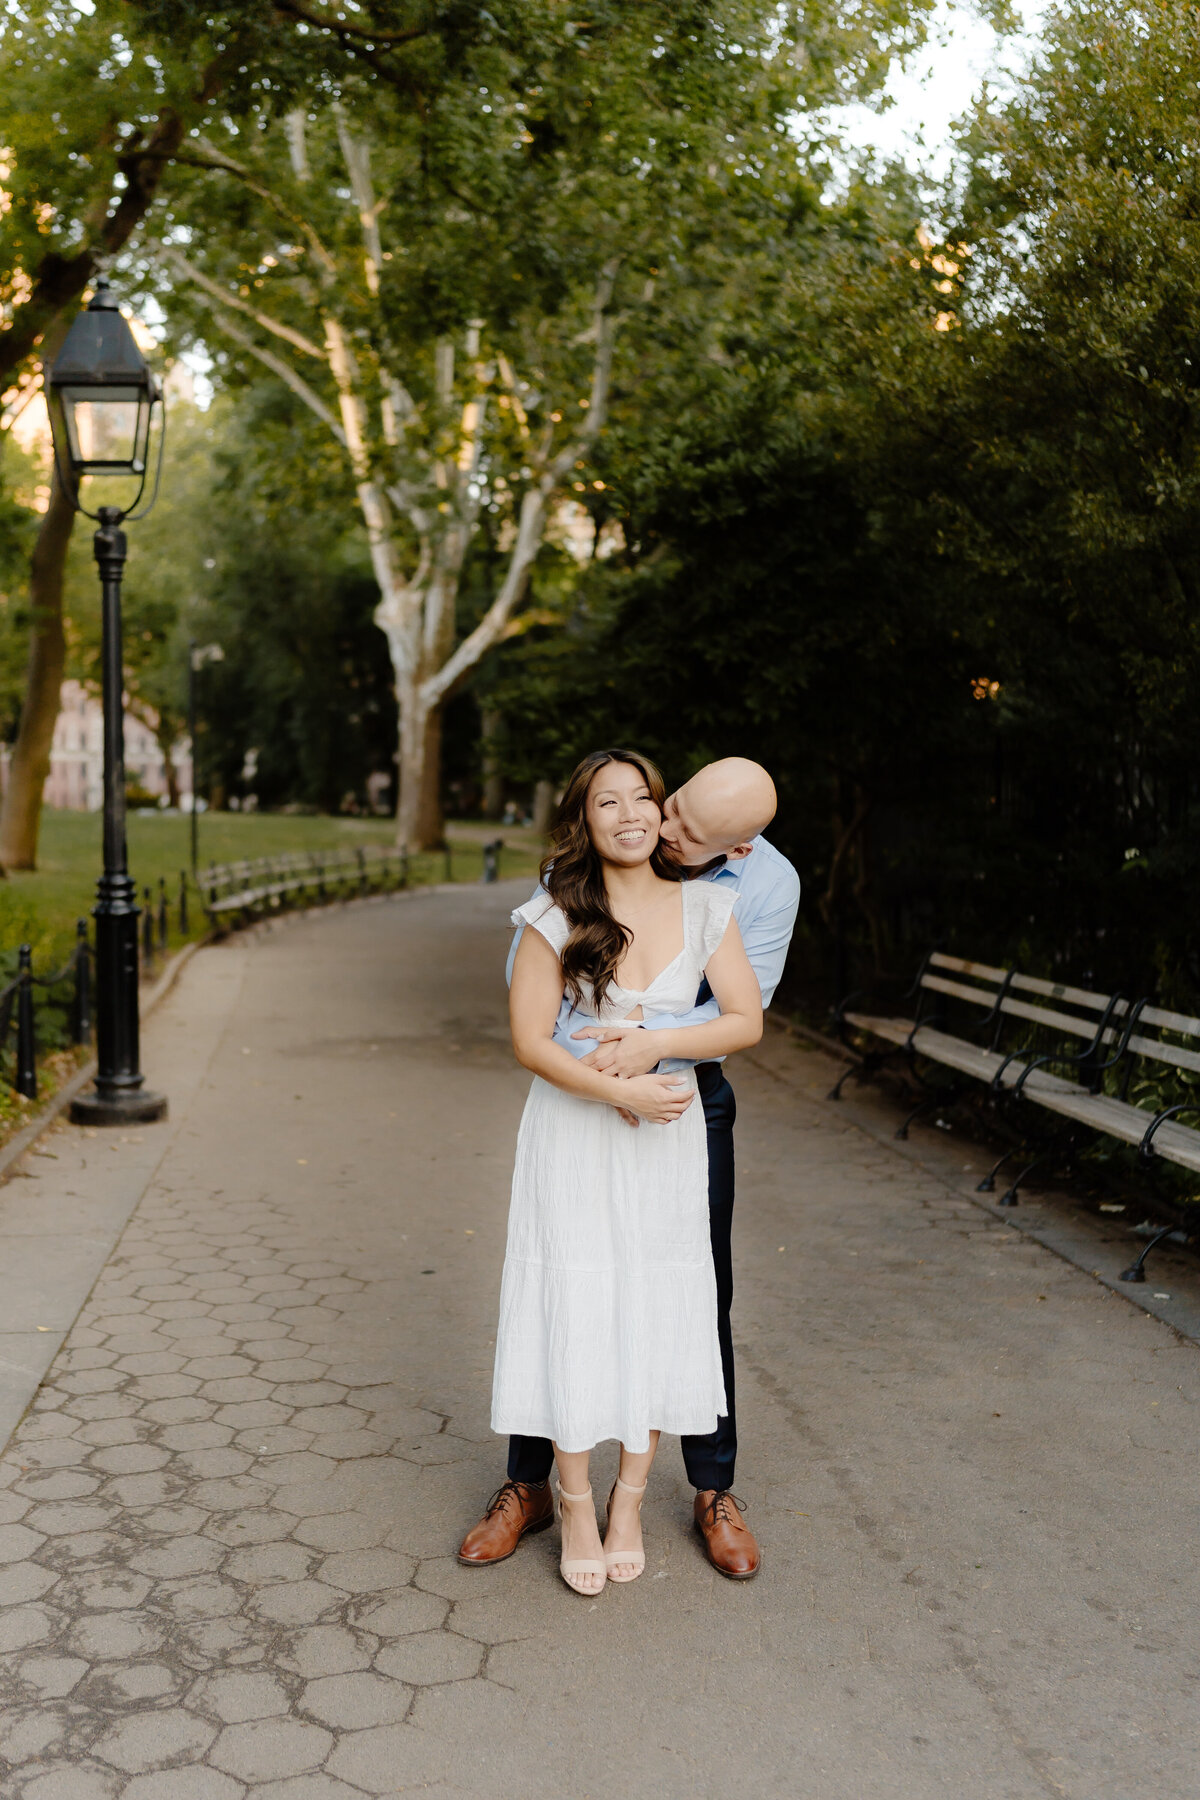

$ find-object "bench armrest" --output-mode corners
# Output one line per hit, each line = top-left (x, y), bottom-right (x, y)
(1139, 1100), (1200, 1162)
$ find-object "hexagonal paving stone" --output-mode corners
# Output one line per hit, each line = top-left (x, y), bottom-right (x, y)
(0, 1561), (58, 1605)
(276, 1623), (376, 1679)
(300, 1670), (411, 1729)
(89, 1663), (179, 1703)
(128, 1535), (227, 1579)
(138, 1399), (216, 1427)
(252, 1454), (335, 1488)
(209, 1717), (332, 1782)
(271, 1383), (347, 1409)
(159, 1578), (243, 1620)
(67, 1611), (163, 1660)
(56, 1370), (127, 1396)
(138, 1503), (209, 1536)
(158, 1423), (234, 1452)
(190, 1477), (273, 1512)
(175, 1449), (255, 1481)
(59, 1564), (152, 1608)
(205, 1509), (300, 1548)
(27, 1501), (114, 1536)
(0, 1700), (75, 1763)
(122, 1770), (244, 1800)
(0, 1603), (56, 1653)
(290, 1513), (383, 1553)
(242, 1776), (362, 1800)
(295, 1406), (366, 1437)
(0, 1521), (47, 1562)
(202, 1377), (278, 1404)
(15, 1654), (88, 1697)
(247, 1581), (343, 1627)
(213, 1402), (293, 1431)
(234, 1427), (313, 1457)
(76, 1420), (147, 1448)
(93, 1706), (217, 1773)
(88, 1444), (171, 1476)
(375, 1630), (483, 1684)
(103, 1472), (186, 1507)
(225, 1541), (313, 1585)
(184, 1356), (257, 1380)
(317, 1549), (414, 1592)
(19, 1765), (122, 1800)
(350, 1588), (449, 1637)
(37, 1528), (119, 1567)
(325, 1721), (450, 1793)
(15, 1470), (97, 1501)
(188, 1668), (292, 1722)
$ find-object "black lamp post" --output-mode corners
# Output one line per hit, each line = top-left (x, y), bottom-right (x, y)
(46, 276), (167, 1125)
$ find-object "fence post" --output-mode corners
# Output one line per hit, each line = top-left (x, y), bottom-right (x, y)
(482, 838), (502, 884)
(15, 945), (36, 1100)
(444, 843), (453, 883)
(179, 870), (189, 936)
(73, 919), (92, 1045)
(158, 877), (169, 951)
(400, 848), (409, 888)
(141, 887), (154, 974)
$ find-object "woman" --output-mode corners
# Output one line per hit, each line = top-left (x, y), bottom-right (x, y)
(491, 748), (762, 1594)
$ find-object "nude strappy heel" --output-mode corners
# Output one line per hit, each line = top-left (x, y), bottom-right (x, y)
(603, 1474), (647, 1582)
(556, 1483), (606, 1596)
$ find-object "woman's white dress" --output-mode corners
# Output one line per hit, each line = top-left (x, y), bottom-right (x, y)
(490, 881), (733, 1454)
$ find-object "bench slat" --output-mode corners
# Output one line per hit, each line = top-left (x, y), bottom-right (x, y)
(929, 952), (1008, 983)
(920, 974), (1004, 1009)
(1138, 1001), (1200, 1039)
(1007, 971), (1120, 1013)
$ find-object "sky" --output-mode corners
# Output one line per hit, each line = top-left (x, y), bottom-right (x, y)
(824, 0), (1051, 179)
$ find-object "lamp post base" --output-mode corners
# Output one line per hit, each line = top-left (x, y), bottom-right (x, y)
(69, 1085), (168, 1127)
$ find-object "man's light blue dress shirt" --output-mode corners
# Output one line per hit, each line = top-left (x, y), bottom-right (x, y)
(506, 835), (801, 1065)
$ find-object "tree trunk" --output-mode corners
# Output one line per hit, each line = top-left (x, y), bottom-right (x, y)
(396, 685), (445, 849)
(531, 778), (556, 836)
(480, 708), (504, 820)
(0, 467), (75, 871)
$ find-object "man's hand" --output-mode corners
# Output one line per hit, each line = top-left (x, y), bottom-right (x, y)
(573, 1024), (665, 1078)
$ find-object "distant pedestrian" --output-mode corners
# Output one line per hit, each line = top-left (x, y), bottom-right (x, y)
(457, 750), (800, 1591)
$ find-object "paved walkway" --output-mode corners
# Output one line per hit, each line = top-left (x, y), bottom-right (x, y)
(0, 883), (1197, 1800)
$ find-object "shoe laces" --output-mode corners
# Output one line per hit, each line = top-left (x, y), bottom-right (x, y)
(701, 1490), (748, 1528)
(483, 1479), (541, 1520)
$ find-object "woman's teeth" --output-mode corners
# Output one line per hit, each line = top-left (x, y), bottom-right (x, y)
(615, 829), (645, 844)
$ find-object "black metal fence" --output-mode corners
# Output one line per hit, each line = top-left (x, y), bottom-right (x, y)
(0, 923), (93, 1105)
(0, 839), (516, 1109)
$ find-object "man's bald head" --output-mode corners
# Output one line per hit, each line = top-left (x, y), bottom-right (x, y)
(659, 757), (777, 869)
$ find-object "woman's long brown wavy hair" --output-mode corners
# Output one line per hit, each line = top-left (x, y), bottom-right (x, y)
(542, 748), (681, 1013)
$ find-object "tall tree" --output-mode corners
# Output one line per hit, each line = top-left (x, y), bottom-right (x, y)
(146, 2), (945, 846)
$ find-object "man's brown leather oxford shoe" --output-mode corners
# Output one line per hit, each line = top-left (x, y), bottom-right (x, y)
(456, 1479), (554, 1567)
(694, 1489), (760, 1580)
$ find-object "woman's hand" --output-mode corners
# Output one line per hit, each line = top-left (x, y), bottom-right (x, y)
(619, 1073), (694, 1124)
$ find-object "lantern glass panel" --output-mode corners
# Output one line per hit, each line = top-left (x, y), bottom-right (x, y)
(60, 385), (148, 473)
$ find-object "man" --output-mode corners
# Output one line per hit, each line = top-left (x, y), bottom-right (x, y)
(457, 757), (800, 1579)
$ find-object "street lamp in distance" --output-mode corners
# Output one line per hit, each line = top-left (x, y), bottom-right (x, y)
(46, 276), (168, 1126)
(188, 639), (224, 877)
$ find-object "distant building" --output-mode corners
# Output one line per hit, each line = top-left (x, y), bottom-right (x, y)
(0, 680), (191, 811)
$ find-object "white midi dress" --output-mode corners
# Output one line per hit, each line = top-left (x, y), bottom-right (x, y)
(490, 881), (733, 1454)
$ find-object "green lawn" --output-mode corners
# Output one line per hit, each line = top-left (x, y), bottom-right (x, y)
(0, 809), (544, 964)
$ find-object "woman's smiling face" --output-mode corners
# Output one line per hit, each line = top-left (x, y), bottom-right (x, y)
(585, 759), (663, 867)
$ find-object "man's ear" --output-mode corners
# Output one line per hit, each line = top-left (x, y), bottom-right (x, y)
(725, 841), (755, 862)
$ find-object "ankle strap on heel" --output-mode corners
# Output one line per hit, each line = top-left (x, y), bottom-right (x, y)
(613, 1475), (647, 1496)
(555, 1482), (593, 1504)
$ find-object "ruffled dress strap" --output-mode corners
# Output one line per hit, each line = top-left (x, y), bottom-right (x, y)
(511, 892), (571, 956)
(684, 881), (737, 968)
